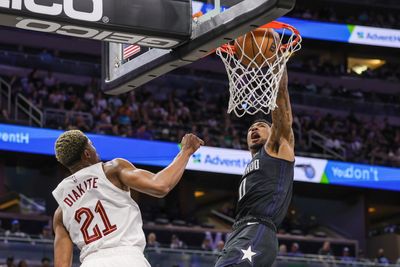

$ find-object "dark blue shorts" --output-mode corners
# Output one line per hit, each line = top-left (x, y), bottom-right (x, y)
(214, 223), (278, 267)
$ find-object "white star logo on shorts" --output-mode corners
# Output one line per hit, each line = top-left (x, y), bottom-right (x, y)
(241, 245), (257, 263)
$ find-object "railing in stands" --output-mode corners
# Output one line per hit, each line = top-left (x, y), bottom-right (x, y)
(0, 77), (11, 116)
(44, 108), (93, 129)
(0, 236), (395, 267)
(211, 209), (234, 224)
(308, 130), (346, 161)
(14, 93), (43, 127)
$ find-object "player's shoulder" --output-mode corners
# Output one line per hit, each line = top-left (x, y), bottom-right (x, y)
(103, 158), (136, 174)
(52, 172), (74, 193)
(264, 140), (295, 162)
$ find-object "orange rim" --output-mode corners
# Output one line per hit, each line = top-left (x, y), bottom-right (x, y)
(219, 21), (301, 54)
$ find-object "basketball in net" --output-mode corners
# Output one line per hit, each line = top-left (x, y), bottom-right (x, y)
(234, 28), (280, 68)
(216, 21), (302, 117)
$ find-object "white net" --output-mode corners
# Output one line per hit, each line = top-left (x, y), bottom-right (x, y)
(216, 23), (302, 117)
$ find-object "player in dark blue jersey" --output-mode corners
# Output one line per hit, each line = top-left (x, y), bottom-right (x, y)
(215, 67), (294, 267)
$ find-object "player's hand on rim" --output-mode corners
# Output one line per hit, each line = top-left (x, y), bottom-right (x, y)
(181, 134), (204, 155)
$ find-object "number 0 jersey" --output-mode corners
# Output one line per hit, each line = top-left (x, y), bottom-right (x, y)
(236, 148), (294, 227)
(52, 162), (146, 263)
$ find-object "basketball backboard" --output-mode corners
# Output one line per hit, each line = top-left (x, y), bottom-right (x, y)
(0, 0), (295, 95)
(101, 0), (296, 95)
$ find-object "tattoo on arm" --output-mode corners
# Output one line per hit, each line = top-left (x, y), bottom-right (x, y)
(268, 67), (294, 150)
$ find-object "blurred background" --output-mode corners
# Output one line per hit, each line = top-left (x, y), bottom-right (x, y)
(0, 0), (399, 266)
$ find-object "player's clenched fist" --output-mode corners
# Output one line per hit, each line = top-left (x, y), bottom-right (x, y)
(181, 134), (204, 154)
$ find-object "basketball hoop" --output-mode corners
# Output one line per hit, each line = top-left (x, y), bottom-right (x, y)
(216, 21), (302, 117)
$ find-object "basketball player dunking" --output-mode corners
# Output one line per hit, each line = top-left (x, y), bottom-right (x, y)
(215, 67), (294, 267)
(52, 131), (203, 267)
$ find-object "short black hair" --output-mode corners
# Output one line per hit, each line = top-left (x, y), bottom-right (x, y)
(249, 118), (271, 128)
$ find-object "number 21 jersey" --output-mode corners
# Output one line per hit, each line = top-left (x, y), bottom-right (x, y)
(52, 162), (146, 263)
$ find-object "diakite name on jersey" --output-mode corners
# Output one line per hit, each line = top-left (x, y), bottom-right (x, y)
(63, 177), (98, 207)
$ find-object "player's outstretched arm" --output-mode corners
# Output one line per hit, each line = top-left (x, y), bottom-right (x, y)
(267, 66), (295, 152)
(115, 134), (203, 198)
(53, 207), (73, 267)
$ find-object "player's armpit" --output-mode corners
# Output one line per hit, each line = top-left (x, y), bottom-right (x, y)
(53, 207), (73, 267)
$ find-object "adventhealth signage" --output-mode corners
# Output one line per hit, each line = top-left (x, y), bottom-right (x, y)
(1, 123), (400, 191)
(0, 123), (179, 166)
(192, 1), (400, 49)
(348, 26), (400, 48)
(276, 17), (400, 49)
(187, 147), (251, 175)
(0, 130), (29, 144)
(187, 146), (328, 183)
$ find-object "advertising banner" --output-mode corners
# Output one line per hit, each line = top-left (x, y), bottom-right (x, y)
(186, 146), (328, 184)
(1, 124), (399, 191)
(323, 161), (400, 191)
(0, 123), (179, 166)
(192, 1), (400, 49)
(348, 25), (400, 49)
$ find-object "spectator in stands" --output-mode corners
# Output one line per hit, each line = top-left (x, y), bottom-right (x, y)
(340, 247), (354, 263)
(0, 220), (5, 234)
(318, 241), (333, 256)
(95, 111), (113, 134)
(39, 225), (53, 239)
(40, 258), (50, 267)
(357, 249), (371, 263)
(5, 220), (27, 238)
(27, 69), (41, 89)
(201, 237), (213, 251)
(288, 242), (303, 257)
(0, 109), (10, 122)
(17, 260), (28, 267)
(7, 65), (400, 167)
(278, 244), (287, 256)
(39, 49), (54, 63)
(170, 234), (185, 249)
(147, 232), (160, 248)
(214, 240), (225, 253)
(375, 248), (390, 265)
(43, 71), (57, 89)
(6, 257), (15, 267)
(135, 124), (153, 140)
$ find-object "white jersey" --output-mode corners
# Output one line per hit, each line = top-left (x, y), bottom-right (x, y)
(52, 162), (146, 263)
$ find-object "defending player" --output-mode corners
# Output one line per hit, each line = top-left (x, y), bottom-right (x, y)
(52, 131), (203, 267)
(215, 67), (294, 267)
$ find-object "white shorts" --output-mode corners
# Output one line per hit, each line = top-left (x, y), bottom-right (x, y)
(81, 246), (151, 267)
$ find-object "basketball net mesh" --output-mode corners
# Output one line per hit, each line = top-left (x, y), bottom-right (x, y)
(216, 24), (302, 117)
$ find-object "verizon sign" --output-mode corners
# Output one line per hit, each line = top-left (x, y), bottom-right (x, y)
(0, 0), (190, 48)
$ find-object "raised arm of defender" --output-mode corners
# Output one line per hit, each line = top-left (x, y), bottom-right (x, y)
(53, 207), (73, 267)
(112, 134), (203, 198)
(266, 67), (295, 161)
